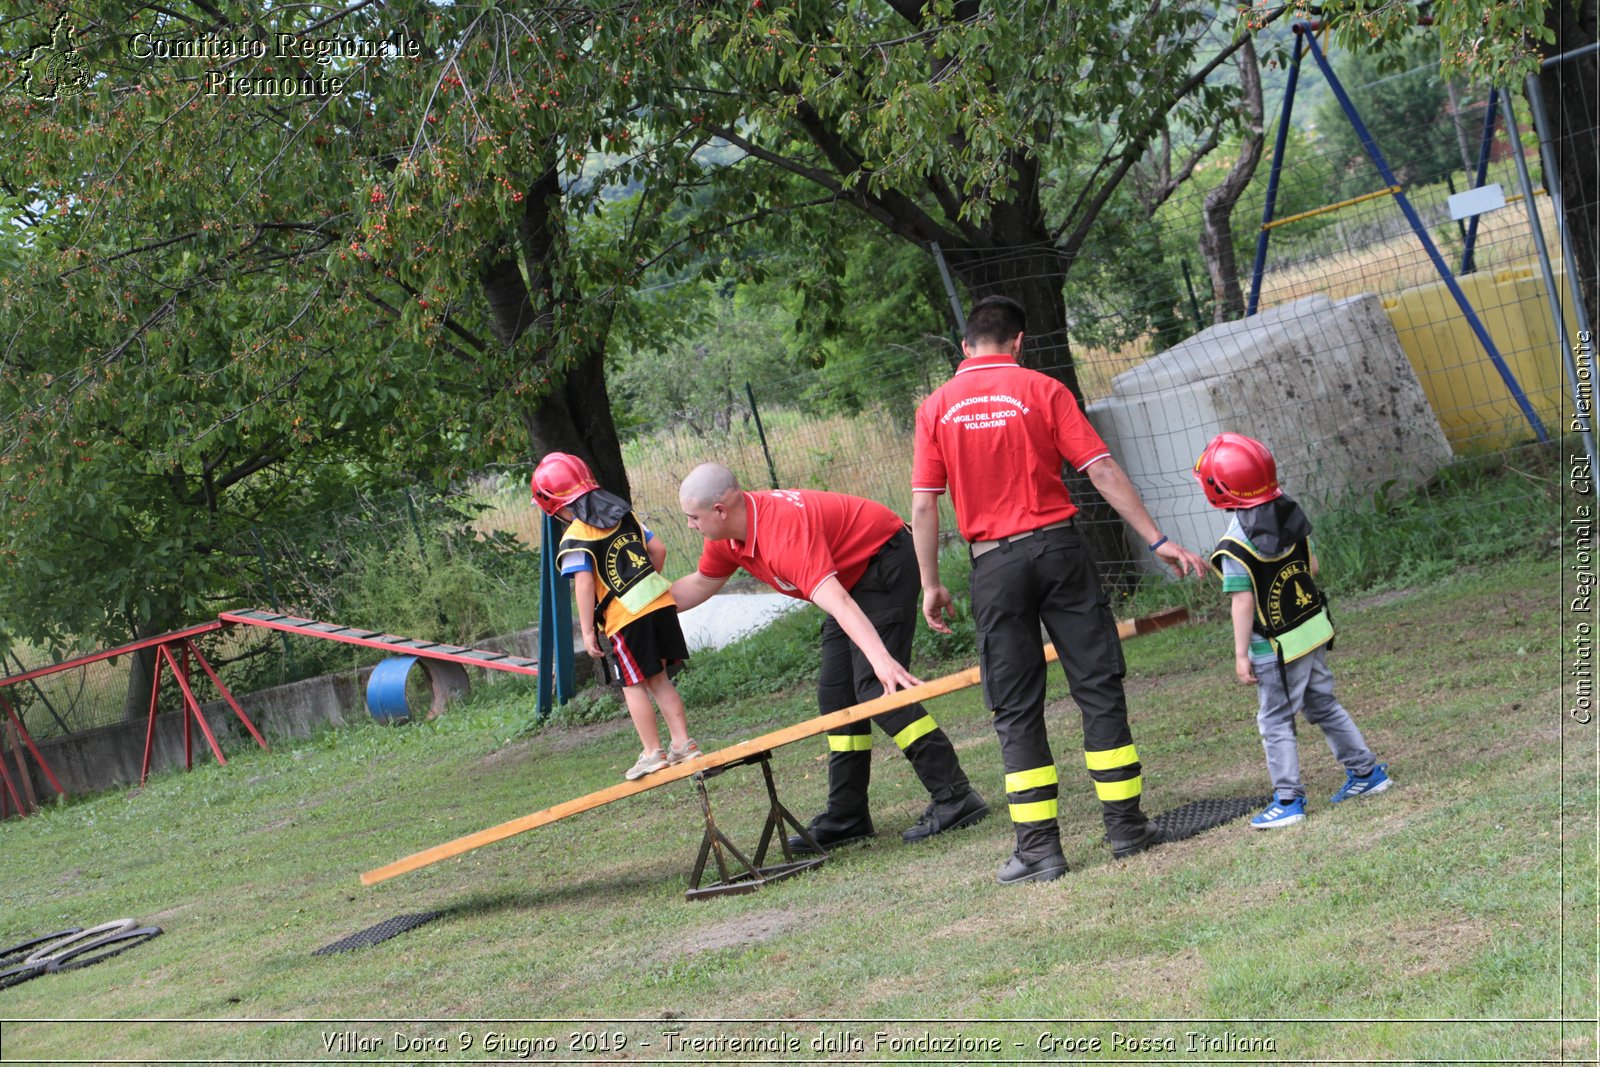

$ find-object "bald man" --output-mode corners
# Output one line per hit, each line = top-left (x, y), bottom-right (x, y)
(671, 463), (988, 853)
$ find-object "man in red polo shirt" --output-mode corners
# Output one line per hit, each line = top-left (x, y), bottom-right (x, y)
(671, 463), (988, 853)
(911, 295), (1206, 885)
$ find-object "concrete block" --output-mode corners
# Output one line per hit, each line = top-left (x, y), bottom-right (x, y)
(1087, 293), (1454, 574)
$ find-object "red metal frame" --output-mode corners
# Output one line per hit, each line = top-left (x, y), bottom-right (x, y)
(0, 620), (226, 691)
(0, 691), (65, 817)
(139, 638), (268, 784)
(2, 608), (538, 798)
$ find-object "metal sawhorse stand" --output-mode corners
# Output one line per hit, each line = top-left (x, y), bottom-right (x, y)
(686, 750), (828, 901)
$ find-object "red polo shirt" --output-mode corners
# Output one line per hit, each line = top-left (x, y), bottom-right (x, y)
(696, 490), (906, 601)
(912, 354), (1110, 542)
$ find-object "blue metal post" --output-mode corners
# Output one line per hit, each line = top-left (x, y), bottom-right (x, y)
(1460, 88), (1500, 275)
(1246, 29), (1305, 318)
(1302, 28), (1548, 443)
(536, 510), (575, 720)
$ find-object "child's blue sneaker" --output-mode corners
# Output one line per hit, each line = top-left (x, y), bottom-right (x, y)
(1250, 797), (1306, 830)
(1330, 763), (1391, 804)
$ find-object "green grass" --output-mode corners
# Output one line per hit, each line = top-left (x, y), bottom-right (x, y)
(0, 551), (1590, 1063)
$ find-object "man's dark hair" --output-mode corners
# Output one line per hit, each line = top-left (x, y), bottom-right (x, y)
(964, 295), (1026, 348)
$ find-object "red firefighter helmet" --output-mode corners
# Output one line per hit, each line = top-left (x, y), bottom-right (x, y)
(1193, 432), (1283, 509)
(531, 452), (599, 516)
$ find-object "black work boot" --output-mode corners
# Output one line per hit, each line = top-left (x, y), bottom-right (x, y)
(997, 821), (1066, 884)
(997, 849), (1068, 885)
(786, 812), (875, 855)
(1107, 819), (1163, 859)
(901, 789), (990, 843)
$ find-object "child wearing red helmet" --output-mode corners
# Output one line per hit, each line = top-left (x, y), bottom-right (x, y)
(1194, 433), (1390, 829)
(533, 453), (699, 780)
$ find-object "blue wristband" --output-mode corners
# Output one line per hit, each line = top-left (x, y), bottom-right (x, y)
(1148, 535), (1169, 552)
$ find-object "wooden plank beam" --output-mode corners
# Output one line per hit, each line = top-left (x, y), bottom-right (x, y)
(360, 606), (1189, 886)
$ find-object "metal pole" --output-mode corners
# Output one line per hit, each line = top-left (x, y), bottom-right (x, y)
(1180, 258), (1205, 331)
(1303, 28), (1549, 442)
(745, 382), (780, 491)
(1512, 79), (1597, 480)
(1460, 87), (1500, 275)
(1246, 27), (1306, 316)
(929, 242), (967, 333)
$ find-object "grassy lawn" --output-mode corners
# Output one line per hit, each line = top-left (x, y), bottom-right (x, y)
(0, 552), (1591, 1063)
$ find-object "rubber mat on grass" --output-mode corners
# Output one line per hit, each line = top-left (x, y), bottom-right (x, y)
(1152, 796), (1273, 842)
(313, 912), (443, 956)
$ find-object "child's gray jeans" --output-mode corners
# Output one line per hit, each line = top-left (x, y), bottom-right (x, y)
(1253, 647), (1378, 802)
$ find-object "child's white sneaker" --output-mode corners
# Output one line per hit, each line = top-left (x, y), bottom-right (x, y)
(625, 748), (668, 781)
(666, 738), (703, 765)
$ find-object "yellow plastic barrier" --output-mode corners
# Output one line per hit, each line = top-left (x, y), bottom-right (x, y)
(1383, 264), (1577, 452)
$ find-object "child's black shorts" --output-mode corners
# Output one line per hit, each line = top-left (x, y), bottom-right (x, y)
(609, 608), (689, 686)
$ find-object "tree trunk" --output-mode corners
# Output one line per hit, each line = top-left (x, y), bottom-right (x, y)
(938, 238), (1080, 395)
(481, 159), (632, 502)
(518, 345), (631, 502)
(938, 234), (1137, 587)
(1539, 0), (1599, 331)
(119, 615), (173, 724)
(1199, 36), (1264, 324)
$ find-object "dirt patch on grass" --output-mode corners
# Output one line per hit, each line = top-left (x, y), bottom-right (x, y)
(472, 720), (631, 774)
(477, 738), (536, 769)
(534, 719), (631, 753)
(1345, 587), (1421, 613)
(146, 902), (195, 924)
(667, 907), (820, 962)
(1385, 915), (1495, 979)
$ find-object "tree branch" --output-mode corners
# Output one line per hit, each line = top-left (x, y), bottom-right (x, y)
(1050, 8), (1290, 245)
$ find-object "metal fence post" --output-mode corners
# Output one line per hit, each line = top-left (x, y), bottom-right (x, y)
(929, 241), (966, 335)
(746, 382), (781, 490)
(1510, 78), (1597, 483)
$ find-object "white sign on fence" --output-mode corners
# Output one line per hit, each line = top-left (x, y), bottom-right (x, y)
(1448, 183), (1507, 221)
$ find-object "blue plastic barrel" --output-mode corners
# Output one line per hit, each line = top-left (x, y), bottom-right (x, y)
(366, 656), (419, 724)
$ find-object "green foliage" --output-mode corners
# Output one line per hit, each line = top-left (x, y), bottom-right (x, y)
(1306, 0), (1558, 82)
(543, 682), (624, 729)
(610, 284), (803, 438)
(332, 535), (539, 653)
(1164, 124), (1343, 276)
(1312, 446), (1560, 598)
(0, 1), (718, 654)
(1312, 33), (1482, 198)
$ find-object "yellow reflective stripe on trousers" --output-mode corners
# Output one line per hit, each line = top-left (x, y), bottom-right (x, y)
(1084, 744), (1139, 771)
(1094, 775), (1143, 801)
(1008, 799), (1058, 823)
(892, 714), (937, 750)
(1005, 765), (1059, 792)
(827, 734), (873, 752)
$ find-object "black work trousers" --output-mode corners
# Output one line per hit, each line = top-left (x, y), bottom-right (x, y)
(812, 529), (972, 831)
(969, 523), (1147, 855)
